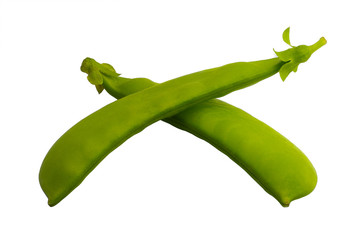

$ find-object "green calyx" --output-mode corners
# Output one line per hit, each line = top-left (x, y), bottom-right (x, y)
(80, 57), (120, 93)
(274, 27), (327, 81)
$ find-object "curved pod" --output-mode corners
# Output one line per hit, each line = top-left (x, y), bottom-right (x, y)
(101, 71), (317, 207)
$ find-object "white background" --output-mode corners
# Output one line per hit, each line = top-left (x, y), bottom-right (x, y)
(1, 0), (359, 239)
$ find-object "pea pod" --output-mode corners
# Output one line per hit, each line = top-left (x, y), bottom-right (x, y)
(94, 65), (316, 207)
(39, 29), (326, 206)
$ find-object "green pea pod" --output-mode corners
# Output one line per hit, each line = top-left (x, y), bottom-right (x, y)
(93, 66), (315, 207)
(39, 29), (326, 206)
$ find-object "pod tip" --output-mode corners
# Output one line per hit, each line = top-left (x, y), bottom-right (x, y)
(281, 202), (290, 208)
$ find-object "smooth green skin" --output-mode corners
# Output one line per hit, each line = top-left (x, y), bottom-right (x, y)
(39, 31), (326, 206)
(101, 75), (316, 207)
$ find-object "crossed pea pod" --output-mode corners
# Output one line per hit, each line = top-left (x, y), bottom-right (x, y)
(39, 28), (326, 207)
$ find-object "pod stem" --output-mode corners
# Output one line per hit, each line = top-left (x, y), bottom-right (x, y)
(274, 28), (327, 81)
(309, 37), (327, 55)
(80, 57), (121, 94)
